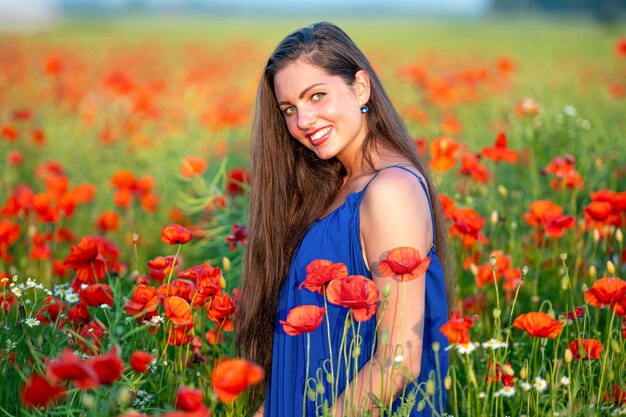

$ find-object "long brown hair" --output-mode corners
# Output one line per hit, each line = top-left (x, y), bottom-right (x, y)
(235, 22), (454, 402)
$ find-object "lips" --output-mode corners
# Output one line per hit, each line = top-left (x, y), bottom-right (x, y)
(306, 126), (332, 147)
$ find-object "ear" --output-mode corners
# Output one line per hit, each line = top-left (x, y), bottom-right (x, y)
(353, 69), (371, 105)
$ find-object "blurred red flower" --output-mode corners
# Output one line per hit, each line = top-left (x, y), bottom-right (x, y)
(175, 387), (205, 411)
(90, 345), (124, 384)
(326, 275), (378, 322)
(125, 284), (159, 323)
(299, 259), (348, 294)
(211, 358), (264, 403)
(513, 312), (564, 338)
(541, 154), (585, 190)
(180, 156), (208, 178)
(206, 292), (236, 327)
(225, 223), (247, 250)
(440, 312), (475, 344)
(162, 224), (193, 245)
(35, 296), (67, 325)
(67, 302), (91, 327)
(45, 348), (100, 389)
(279, 305), (326, 336)
(458, 153), (491, 184)
(584, 277), (626, 316)
(78, 320), (107, 355)
(616, 37), (626, 57)
(63, 237), (107, 285)
(449, 208), (488, 247)
(97, 211), (120, 232)
(569, 338), (603, 360)
(482, 131), (519, 163)
(379, 246), (430, 281)
(428, 136), (461, 172)
(226, 168), (250, 195)
(20, 374), (65, 408)
(1, 124), (18, 142)
(130, 350), (154, 373)
(79, 284), (114, 307)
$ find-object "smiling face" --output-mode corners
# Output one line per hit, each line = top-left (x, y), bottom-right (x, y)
(273, 60), (370, 163)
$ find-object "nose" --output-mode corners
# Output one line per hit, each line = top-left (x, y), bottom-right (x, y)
(296, 106), (316, 130)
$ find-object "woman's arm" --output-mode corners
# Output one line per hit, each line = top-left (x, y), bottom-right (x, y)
(335, 168), (433, 416)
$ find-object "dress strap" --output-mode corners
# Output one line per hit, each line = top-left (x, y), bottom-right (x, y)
(359, 165), (436, 245)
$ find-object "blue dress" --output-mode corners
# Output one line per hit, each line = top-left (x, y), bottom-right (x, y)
(265, 165), (449, 417)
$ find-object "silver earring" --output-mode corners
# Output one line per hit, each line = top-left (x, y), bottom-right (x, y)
(360, 105), (369, 113)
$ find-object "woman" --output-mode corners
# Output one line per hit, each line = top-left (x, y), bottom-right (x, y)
(236, 22), (452, 417)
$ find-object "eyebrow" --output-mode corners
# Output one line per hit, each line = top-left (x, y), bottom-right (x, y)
(278, 83), (326, 106)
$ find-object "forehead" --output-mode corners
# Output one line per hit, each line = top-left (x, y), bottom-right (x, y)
(273, 60), (346, 101)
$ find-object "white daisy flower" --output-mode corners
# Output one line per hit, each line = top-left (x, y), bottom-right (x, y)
(11, 287), (22, 297)
(478, 392), (486, 399)
(150, 315), (164, 326)
(456, 342), (476, 354)
(482, 338), (508, 349)
(533, 377), (548, 392)
(6, 339), (14, 350)
(496, 386), (516, 397)
(520, 381), (531, 392)
(25, 317), (40, 327)
(99, 304), (112, 309)
(65, 293), (79, 303)
(560, 376), (570, 385)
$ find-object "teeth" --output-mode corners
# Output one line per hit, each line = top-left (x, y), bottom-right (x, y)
(311, 127), (331, 141)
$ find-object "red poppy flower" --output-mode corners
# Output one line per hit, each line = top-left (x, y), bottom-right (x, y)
(604, 383), (626, 407)
(279, 305), (326, 336)
(512, 312), (564, 338)
(63, 236), (107, 285)
(180, 156), (208, 178)
(440, 312), (475, 344)
(0, 219), (20, 262)
(21, 373), (65, 408)
(542, 154), (585, 190)
(449, 208), (488, 247)
(78, 320), (107, 355)
(90, 345), (124, 384)
(523, 200), (563, 227)
(379, 246), (430, 281)
(35, 296), (67, 325)
(162, 224), (193, 245)
(482, 131), (519, 163)
(515, 98), (540, 118)
(298, 259), (348, 294)
(168, 326), (193, 346)
(45, 347), (99, 389)
(206, 292), (236, 325)
(428, 136), (461, 172)
(226, 168), (250, 195)
(206, 329), (225, 345)
(326, 275), (379, 322)
(124, 284), (159, 322)
(225, 223), (247, 250)
(163, 296), (194, 326)
(8, 150), (22, 167)
(182, 264), (223, 304)
(130, 350), (154, 373)
(175, 386), (205, 411)
(458, 153), (491, 184)
(211, 358), (264, 403)
(97, 211), (120, 232)
(569, 338), (603, 360)
(584, 277), (626, 316)
(79, 284), (114, 307)
(1, 124), (18, 142)
(485, 361), (514, 387)
(439, 194), (456, 219)
(67, 302), (91, 327)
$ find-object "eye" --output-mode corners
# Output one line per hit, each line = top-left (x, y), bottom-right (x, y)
(311, 92), (326, 101)
(282, 106), (296, 117)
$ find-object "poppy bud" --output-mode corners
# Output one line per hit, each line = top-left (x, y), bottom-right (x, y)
(564, 348), (573, 363)
(589, 265), (596, 278)
(560, 252), (567, 261)
(616, 229), (623, 244)
(612, 339), (621, 353)
(593, 229), (600, 243)
(493, 308), (501, 319)
(222, 257), (231, 273)
(520, 366), (527, 380)
(490, 210), (498, 225)
(426, 380), (436, 395)
(432, 341), (440, 353)
(522, 265), (529, 276)
(497, 185), (508, 197)
(607, 261), (616, 275)
(444, 375), (452, 390)
(502, 364), (514, 376)
(469, 263), (479, 276)
(561, 275), (569, 290)
(489, 256), (497, 267)
(382, 284), (391, 299)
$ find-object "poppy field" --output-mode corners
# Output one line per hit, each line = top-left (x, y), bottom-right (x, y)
(1, 17), (626, 416)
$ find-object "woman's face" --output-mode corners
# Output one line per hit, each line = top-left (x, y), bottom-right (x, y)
(273, 60), (370, 163)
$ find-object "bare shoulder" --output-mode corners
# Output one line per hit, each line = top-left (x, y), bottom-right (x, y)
(362, 165), (430, 208)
